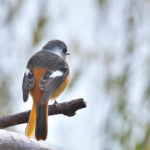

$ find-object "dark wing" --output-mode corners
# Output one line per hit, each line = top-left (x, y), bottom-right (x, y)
(39, 67), (69, 104)
(22, 70), (35, 102)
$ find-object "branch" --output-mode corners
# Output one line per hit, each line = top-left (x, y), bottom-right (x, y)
(0, 130), (51, 150)
(0, 98), (86, 129)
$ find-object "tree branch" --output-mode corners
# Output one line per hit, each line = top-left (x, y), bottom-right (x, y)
(0, 98), (86, 129)
(0, 130), (52, 150)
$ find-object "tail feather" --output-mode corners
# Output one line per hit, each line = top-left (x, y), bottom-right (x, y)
(35, 102), (48, 140)
(26, 101), (37, 138)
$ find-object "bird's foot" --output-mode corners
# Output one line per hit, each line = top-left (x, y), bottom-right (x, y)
(54, 100), (58, 107)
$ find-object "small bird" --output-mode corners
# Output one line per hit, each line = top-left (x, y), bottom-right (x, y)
(22, 40), (70, 140)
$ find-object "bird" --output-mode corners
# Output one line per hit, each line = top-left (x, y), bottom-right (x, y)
(22, 40), (70, 140)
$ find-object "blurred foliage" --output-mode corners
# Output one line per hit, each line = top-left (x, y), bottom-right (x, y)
(97, 0), (108, 7)
(145, 80), (150, 101)
(68, 68), (81, 90)
(0, 74), (12, 115)
(2, 0), (23, 25)
(135, 125), (150, 150)
(32, 14), (47, 46)
(99, 0), (150, 150)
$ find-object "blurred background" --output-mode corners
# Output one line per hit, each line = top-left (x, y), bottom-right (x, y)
(0, 0), (150, 150)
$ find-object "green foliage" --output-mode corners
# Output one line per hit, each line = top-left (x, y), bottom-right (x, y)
(135, 125), (150, 150)
(98, 0), (107, 6)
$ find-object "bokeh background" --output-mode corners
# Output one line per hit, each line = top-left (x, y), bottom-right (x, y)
(0, 0), (150, 150)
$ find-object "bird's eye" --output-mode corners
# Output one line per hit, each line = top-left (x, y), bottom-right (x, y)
(63, 48), (67, 53)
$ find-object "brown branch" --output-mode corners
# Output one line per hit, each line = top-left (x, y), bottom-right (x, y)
(0, 98), (86, 129)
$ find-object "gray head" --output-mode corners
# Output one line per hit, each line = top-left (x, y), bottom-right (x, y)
(42, 40), (69, 59)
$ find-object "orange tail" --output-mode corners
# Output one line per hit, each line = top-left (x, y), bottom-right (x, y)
(35, 102), (48, 140)
(26, 101), (37, 138)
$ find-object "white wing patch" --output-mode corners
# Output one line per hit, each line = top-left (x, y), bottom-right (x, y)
(25, 68), (30, 76)
(50, 70), (63, 78)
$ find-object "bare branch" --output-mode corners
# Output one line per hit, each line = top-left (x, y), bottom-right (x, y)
(0, 130), (51, 150)
(0, 98), (86, 129)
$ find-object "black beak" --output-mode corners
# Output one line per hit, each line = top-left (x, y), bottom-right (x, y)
(66, 52), (70, 55)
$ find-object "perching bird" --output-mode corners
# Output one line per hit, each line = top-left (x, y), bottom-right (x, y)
(22, 40), (70, 140)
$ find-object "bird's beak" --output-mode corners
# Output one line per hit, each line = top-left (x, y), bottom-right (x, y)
(66, 52), (70, 55)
